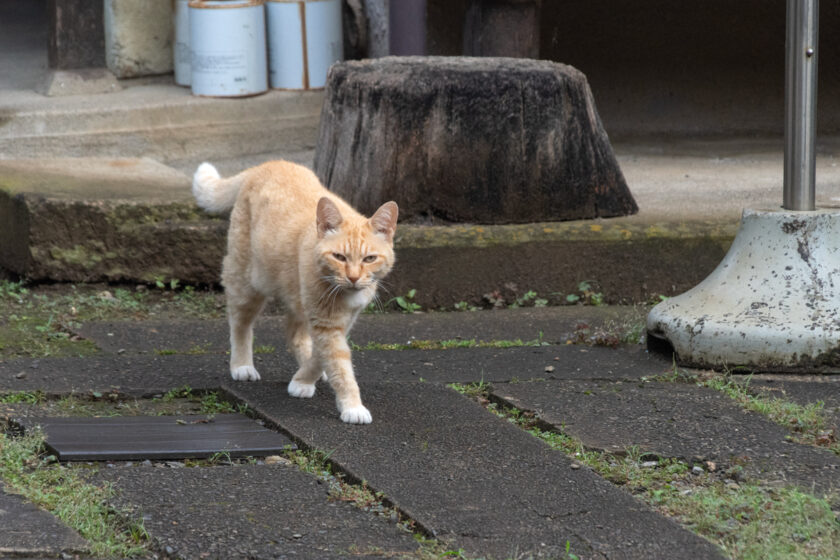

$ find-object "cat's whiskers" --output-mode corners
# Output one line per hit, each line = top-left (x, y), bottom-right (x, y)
(375, 279), (394, 298)
(368, 292), (385, 313)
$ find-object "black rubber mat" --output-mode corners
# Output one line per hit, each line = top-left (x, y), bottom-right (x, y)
(14, 414), (296, 461)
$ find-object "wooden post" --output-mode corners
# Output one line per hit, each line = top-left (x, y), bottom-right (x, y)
(47, 0), (105, 70)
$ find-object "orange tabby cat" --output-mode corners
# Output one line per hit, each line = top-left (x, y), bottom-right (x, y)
(192, 160), (398, 424)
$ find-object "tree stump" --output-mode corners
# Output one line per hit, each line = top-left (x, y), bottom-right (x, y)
(314, 56), (638, 224)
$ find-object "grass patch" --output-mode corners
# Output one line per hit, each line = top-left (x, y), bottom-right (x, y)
(158, 385), (247, 416)
(0, 391), (46, 405)
(449, 381), (840, 560)
(0, 430), (148, 557)
(0, 280), (223, 359)
(657, 483), (840, 560)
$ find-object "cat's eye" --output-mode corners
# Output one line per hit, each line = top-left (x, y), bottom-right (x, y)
(332, 253), (347, 262)
(363, 255), (377, 263)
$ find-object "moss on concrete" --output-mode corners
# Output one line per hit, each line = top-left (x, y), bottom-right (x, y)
(395, 219), (737, 250)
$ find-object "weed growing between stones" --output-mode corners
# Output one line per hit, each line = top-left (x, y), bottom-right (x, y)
(0, 430), (149, 557)
(0, 391), (46, 405)
(449, 381), (840, 560)
(349, 335), (550, 352)
(0, 387), (247, 419)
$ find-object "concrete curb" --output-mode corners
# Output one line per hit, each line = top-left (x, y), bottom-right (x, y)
(0, 156), (735, 305)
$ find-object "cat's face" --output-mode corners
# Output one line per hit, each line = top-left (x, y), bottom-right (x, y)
(316, 198), (398, 292)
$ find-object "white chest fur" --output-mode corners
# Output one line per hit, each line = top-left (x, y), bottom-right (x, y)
(344, 287), (374, 309)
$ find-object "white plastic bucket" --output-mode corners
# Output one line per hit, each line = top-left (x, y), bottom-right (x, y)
(266, 0), (343, 90)
(174, 0), (191, 86)
(188, 0), (268, 97)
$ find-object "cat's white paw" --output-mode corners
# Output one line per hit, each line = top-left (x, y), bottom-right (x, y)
(231, 365), (261, 381)
(288, 379), (316, 398)
(340, 405), (372, 424)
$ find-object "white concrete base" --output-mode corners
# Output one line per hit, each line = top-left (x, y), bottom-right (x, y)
(647, 208), (840, 371)
(39, 69), (122, 97)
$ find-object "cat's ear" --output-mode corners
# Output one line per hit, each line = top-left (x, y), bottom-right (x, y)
(317, 197), (343, 238)
(370, 201), (399, 242)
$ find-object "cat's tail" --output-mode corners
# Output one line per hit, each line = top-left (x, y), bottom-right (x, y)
(192, 162), (243, 213)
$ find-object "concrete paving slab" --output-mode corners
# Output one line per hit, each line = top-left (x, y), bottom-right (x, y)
(0, 354), (231, 396)
(225, 381), (725, 559)
(94, 464), (420, 560)
(0, 343), (670, 396)
(492, 380), (840, 496)
(354, 345), (670, 384)
(76, 307), (645, 354)
(0, 490), (87, 558)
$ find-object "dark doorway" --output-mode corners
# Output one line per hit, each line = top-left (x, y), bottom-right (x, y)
(0, 0), (48, 92)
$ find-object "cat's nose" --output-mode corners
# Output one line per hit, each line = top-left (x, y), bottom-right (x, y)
(347, 274), (360, 286)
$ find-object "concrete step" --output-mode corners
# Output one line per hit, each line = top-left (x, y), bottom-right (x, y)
(0, 85), (323, 163)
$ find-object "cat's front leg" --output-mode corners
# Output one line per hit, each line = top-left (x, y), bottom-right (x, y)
(313, 327), (371, 424)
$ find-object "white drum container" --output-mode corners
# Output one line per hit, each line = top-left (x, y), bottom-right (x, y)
(188, 0), (268, 97)
(267, 0), (343, 90)
(174, 0), (191, 86)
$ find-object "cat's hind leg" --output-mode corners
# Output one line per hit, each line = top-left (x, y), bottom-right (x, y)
(227, 288), (266, 382)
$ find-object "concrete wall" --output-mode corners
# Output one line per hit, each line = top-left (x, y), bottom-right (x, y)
(427, 0), (840, 138)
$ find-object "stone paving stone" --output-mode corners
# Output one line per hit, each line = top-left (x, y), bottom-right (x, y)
(76, 307), (642, 355)
(0, 490), (87, 557)
(225, 381), (725, 559)
(95, 463), (421, 560)
(492, 379), (840, 496)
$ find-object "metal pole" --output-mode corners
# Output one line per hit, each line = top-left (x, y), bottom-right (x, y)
(784, 0), (819, 211)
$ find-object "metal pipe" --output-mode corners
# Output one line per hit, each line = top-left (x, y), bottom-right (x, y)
(784, 0), (819, 211)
